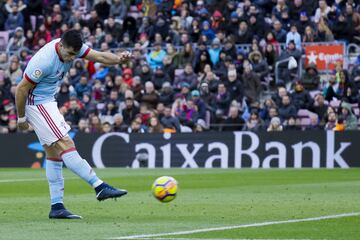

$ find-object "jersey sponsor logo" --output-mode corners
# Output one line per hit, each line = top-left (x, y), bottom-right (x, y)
(31, 69), (43, 79)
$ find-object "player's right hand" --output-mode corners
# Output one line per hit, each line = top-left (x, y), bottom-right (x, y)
(17, 121), (30, 131)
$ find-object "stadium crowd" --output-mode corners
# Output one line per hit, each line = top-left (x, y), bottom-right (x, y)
(0, 0), (360, 134)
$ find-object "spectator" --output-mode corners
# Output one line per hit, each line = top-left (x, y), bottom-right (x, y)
(208, 38), (221, 65)
(128, 117), (146, 133)
(178, 99), (199, 128)
(267, 117), (283, 131)
(5, 4), (24, 31)
(284, 115), (300, 130)
(340, 102), (358, 130)
(147, 42), (166, 69)
(5, 59), (22, 85)
(314, 0), (331, 24)
(236, 20), (252, 44)
(113, 113), (128, 132)
(110, 0), (127, 21)
(64, 99), (85, 127)
(6, 27), (25, 52)
(248, 51), (269, 81)
(122, 96), (139, 126)
(57, 83), (70, 107)
(75, 75), (92, 99)
(222, 105), (245, 131)
(159, 82), (174, 106)
(244, 110), (263, 131)
(151, 66), (171, 90)
(141, 81), (159, 110)
(191, 90), (206, 121)
(286, 24), (301, 50)
(324, 111), (337, 130)
(332, 13), (354, 42)
(272, 0), (288, 20)
(224, 69), (243, 102)
(242, 63), (262, 104)
(291, 81), (314, 110)
(174, 63), (198, 90)
(272, 20), (287, 43)
(278, 95), (297, 121)
(0, 53), (9, 70)
(345, 3), (360, 42)
(301, 64), (320, 91)
(101, 121), (113, 133)
(305, 114), (322, 130)
(179, 43), (196, 69)
(317, 18), (335, 42)
(161, 105), (181, 132)
(148, 117), (164, 133)
(313, 94), (328, 127)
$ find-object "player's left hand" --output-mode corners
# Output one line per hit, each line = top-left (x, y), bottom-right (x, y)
(18, 121), (29, 131)
(119, 51), (132, 64)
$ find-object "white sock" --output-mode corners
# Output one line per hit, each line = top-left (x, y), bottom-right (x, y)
(61, 148), (103, 188)
(46, 159), (64, 205)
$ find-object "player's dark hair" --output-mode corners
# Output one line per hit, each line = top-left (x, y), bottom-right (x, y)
(61, 30), (83, 52)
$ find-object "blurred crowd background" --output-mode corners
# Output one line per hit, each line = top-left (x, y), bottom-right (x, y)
(0, 0), (360, 134)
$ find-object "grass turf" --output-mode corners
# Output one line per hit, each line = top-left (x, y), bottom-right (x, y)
(0, 168), (359, 240)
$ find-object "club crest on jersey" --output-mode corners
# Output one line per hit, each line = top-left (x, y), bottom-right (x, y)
(56, 70), (65, 80)
(31, 69), (42, 79)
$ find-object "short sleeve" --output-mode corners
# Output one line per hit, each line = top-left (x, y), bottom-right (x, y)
(23, 57), (49, 85)
(78, 44), (91, 58)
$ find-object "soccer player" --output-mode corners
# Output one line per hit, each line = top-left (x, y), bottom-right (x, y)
(15, 30), (131, 219)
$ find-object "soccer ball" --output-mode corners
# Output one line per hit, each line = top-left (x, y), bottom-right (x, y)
(152, 176), (178, 203)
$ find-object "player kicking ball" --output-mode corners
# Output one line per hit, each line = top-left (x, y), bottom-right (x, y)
(15, 30), (131, 219)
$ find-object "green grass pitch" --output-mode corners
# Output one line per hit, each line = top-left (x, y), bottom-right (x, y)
(0, 168), (359, 240)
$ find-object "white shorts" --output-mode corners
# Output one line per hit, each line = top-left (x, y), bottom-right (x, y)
(25, 101), (71, 146)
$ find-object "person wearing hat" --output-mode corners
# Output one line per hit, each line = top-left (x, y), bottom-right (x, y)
(201, 20), (215, 41)
(191, 89), (206, 120)
(301, 63), (320, 90)
(291, 81), (314, 110)
(208, 38), (221, 65)
(6, 27), (26, 52)
(151, 66), (171, 90)
(267, 116), (283, 131)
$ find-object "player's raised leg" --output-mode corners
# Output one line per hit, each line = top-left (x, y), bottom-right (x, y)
(53, 136), (127, 201)
(44, 146), (82, 219)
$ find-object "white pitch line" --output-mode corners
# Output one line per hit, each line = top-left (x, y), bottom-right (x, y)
(128, 238), (314, 240)
(0, 177), (77, 183)
(109, 212), (360, 240)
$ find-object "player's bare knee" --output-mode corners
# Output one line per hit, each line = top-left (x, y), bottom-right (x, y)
(55, 136), (75, 153)
(43, 145), (60, 160)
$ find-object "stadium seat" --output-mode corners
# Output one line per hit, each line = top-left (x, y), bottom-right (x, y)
(330, 100), (341, 108)
(354, 108), (360, 117)
(309, 90), (321, 99)
(297, 109), (310, 118)
(0, 31), (9, 51)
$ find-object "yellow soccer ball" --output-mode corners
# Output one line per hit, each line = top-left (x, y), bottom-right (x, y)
(152, 176), (178, 203)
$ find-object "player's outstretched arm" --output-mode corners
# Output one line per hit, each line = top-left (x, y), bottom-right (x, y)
(84, 49), (131, 65)
(15, 78), (34, 130)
